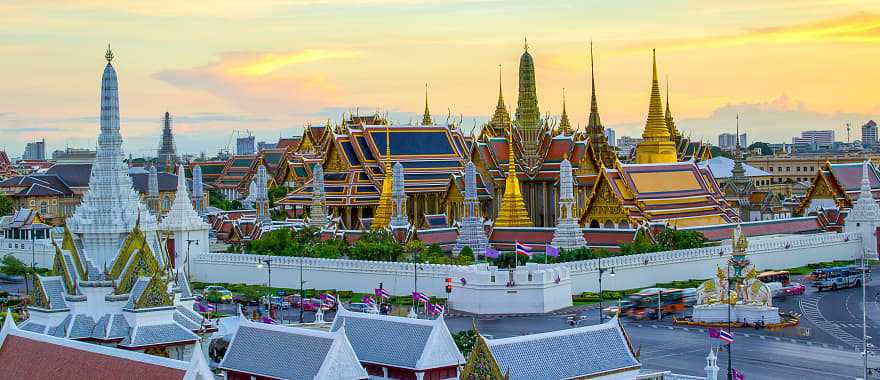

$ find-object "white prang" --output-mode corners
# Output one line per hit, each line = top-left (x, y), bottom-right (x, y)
(551, 158), (587, 250)
(66, 57), (161, 271)
(389, 162), (409, 229)
(191, 165), (206, 216)
(453, 162), (489, 257)
(308, 164), (329, 229)
(845, 160), (880, 257)
(254, 165), (271, 226)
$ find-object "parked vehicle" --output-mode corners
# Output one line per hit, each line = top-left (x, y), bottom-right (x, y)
(204, 286), (233, 303)
(301, 299), (322, 312)
(234, 295), (260, 306)
(781, 282), (806, 296)
(270, 296), (290, 309)
(812, 267), (865, 291)
(622, 289), (685, 319)
(348, 302), (371, 313)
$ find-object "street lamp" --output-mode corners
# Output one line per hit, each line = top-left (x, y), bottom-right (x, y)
(27, 224), (49, 295)
(597, 255), (615, 323)
(257, 258), (272, 320)
(185, 235), (199, 283)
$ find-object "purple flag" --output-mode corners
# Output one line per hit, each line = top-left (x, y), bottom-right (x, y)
(546, 245), (560, 257)
(485, 247), (500, 259)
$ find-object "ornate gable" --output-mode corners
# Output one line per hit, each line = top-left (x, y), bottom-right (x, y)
(52, 246), (76, 295)
(795, 166), (848, 216)
(580, 169), (630, 227)
(324, 139), (349, 172)
(576, 142), (601, 177)
(460, 334), (507, 380)
(134, 274), (172, 309)
(61, 226), (87, 279)
(31, 275), (51, 309)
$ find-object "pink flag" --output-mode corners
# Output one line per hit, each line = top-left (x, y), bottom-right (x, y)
(546, 245), (560, 257)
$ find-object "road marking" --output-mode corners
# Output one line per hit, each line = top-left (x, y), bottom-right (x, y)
(799, 292), (864, 348)
(774, 337), (781, 341)
(759, 335), (765, 340)
(651, 325), (657, 329)
(743, 333), (750, 337)
(666, 326), (674, 330)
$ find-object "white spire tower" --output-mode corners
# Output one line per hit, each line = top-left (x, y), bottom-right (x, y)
(160, 165), (211, 275)
(254, 165), (271, 226)
(192, 165), (206, 216)
(66, 46), (161, 271)
(389, 162), (409, 229)
(453, 162), (490, 257)
(551, 158), (587, 250)
(308, 164), (329, 229)
(844, 160), (880, 256)
(147, 165), (159, 216)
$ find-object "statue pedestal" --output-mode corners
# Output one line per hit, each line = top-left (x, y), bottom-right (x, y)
(692, 303), (780, 325)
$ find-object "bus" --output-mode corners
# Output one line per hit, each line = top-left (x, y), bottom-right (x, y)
(811, 267), (867, 291)
(757, 271), (791, 286)
(622, 289), (686, 319)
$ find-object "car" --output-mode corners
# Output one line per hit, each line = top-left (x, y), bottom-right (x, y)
(781, 282), (806, 296)
(234, 295), (260, 306)
(348, 302), (371, 313)
(204, 286), (233, 304)
(270, 296), (291, 309)
(301, 299), (321, 312)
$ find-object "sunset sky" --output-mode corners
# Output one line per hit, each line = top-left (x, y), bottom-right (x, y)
(2, 0), (880, 157)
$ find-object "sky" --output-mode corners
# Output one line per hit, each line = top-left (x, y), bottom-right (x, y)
(2, 0), (880, 157)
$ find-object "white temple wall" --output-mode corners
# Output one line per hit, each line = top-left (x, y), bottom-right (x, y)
(190, 232), (861, 297)
(0, 238), (55, 269)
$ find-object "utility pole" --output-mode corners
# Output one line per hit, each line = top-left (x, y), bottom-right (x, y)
(727, 264), (733, 380)
(863, 247), (868, 380)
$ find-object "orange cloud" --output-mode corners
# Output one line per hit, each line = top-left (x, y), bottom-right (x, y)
(622, 12), (880, 52)
(225, 50), (361, 76)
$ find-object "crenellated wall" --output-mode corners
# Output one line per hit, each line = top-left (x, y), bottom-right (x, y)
(190, 232), (862, 298)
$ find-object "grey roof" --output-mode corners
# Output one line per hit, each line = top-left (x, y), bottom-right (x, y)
(47, 314), (72, 337)
(173, 312), (200, 330)
(39, 277), (69, 311)
(130, 172), (191, 193)
(176, 305), (203, 326)
(330, 313), (432, 369)
(68, 314), (96, 339)
(18, 322), (47, 333)
(176, 273), (193, 299)
(92, 314), (110, 338)
(120, 323), (198, 348)
(220, 324), (335, 380)
(45, 163), (92, 187)
(0, 174), (73, 196)
(486, 319), (639, 380)
(124, 277), (150, 310)
(108, 314), (131, 339)
(698, 156), (771, 179)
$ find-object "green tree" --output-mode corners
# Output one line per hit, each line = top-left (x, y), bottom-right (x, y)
(0, 194), (13, 216)
(452, 329), (477, 357)
(748, 142), (772, 156)
(654, 229), (707, 250)
(0, 255), (31, 276)
(619, 229), (663, 255)
(349, 230), (404, 262)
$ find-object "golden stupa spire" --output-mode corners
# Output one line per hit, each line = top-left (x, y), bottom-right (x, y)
(372, 123), (394, 229)
(634, 49), (677, 164)
(105, 44), (114, 63)
(559, 88), (572, 135)
(494, 122), (532, 227)
(665, 78), (680, 141)
(422, 83), (432, 126)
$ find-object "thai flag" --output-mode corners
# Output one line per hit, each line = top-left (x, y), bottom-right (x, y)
(709, 328), (734, 344)
(196, 303), (215, 313)
(412, 291), (430, 304)
(362, 296), (376, 306)
(375, 288), (390, 299)
(321, 293), (337, 305)
(732, 368), (744, 380)
(429, 303), (445, 315)
(515, 241), (532, 257)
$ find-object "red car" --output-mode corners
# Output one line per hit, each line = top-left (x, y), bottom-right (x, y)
(782, 282), (806, 296)
(301, 299), (321, 312)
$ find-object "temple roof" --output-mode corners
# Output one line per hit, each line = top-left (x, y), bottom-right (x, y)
(220, 320), (367, 380)
(483, 316), (639, 380)
(0, 314), (212, 380)
(329, 305), (464, 370)
(698, 156), (770, 179)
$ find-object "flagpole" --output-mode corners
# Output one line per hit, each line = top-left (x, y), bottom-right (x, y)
(727, 263), (732, 380)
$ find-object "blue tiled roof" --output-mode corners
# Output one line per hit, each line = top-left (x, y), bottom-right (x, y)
(108, 314), (130, 339)
(18, 322), (46, 334)
(40, 277), (69, 310)
(174, 312), (200, 330)
(124, 277), (150, 310)
(486, 320), (639, 380)
(220, 324), (334, 380)
(47, 314), (72, 337)
(330, 313), (431, 369)
(120, 323), (198, 347)
(68, 314), (96, 339)
(92, 314), (110, 338)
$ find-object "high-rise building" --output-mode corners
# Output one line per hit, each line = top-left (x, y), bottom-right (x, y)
(22, 139), (45, 160)
(862, 120), (877, 147)
(236, 135), (255, 155)
(792, 130), (834, 147)
(51, 147), (96, 163)
(718, 133), (737, 150)
(157, 112), (177, 172)
(604, 128), (616, 147)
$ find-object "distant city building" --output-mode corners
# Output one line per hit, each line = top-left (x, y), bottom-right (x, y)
(257, 141), (277, 151)
(616, 136), (642, 156)
(22, 139), (45, 160)
(718, 133), (747, 150)
(604, 128), (616, 147)
(51, 147), (96, 163)
(236, 135), (255, 155)
(157, 111), (177, 172)
(792, 130), (834, 147)
(862, 120), (877, 147)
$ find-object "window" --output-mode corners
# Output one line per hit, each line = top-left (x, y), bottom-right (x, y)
(769, 167), (774, 172)
(786, 167), (790, 172)
(796, 167), (801, 172)
(39, 201), (48, 215)
(490, 275), (495, 283)
(528, 273), (533, 282)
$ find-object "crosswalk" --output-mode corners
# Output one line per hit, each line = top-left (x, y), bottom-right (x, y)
(799, 293), (865, 348)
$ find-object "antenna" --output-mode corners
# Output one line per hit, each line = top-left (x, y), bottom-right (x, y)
(846, 122), (851, 144)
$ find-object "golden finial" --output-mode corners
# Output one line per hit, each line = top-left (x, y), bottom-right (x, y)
(105, 44), (114, 63)
(524, 37), (529, 52)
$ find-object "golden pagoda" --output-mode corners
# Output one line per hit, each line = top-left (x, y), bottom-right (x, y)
(494, 123), (532, 227)
(372, 124), (394, 229)
(635, 49), (677, 164)
(422, 83), (433, 125)
(558, 89), (572, 135)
